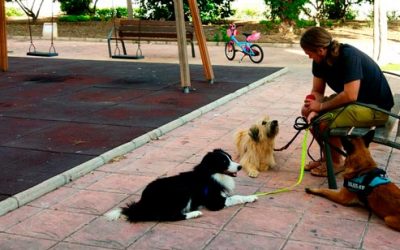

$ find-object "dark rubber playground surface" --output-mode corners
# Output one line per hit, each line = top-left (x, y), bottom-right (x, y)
(0, 57), (282, 201)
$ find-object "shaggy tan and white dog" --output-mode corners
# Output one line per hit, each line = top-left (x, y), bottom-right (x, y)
(234, 116), (279, 177)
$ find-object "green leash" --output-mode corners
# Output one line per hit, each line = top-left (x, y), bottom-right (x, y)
(255, 128), (309, 196)
(254, 113), (334, 197)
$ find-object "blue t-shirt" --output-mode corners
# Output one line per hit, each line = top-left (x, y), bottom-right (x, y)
(312, 44), (394, 111)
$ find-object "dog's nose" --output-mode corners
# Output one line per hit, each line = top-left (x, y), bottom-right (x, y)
(271, 120), (278, 129)
(238, 165), (242, 171)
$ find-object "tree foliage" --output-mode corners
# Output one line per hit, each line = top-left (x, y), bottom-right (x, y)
(265, 0), (373, 29)
(323, 0), (372, 20)
(137, 0), (235, 23)
(264, 0), (308, 32)
(7, 0), (45, 21)
(58, 0), (99, 15)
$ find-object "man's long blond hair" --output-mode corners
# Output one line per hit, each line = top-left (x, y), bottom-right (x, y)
(300, 26), (341, 66)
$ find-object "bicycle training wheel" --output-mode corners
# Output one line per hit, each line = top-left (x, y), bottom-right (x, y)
(225, 42), (236, 61)
(249, 44), (264, 63)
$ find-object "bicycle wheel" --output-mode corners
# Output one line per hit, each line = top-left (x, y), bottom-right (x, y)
(225, 42), (236, 61)
(249, 44), (264, 63)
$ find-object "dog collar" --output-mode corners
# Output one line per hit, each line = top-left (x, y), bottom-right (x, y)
(203, 186), (209, 197)
(344, 168), (391, 205)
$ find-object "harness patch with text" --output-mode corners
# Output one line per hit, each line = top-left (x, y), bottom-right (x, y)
(343, 168), (391, 205)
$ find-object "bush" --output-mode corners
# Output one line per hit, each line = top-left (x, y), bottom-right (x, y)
(115, 7), (128, 18)
(295, 19), (315, 28)
(59, 7), (129, 22)
(94, 8), (128, 21)
(95, 8), (114, 21)
(345, 9), (357, 21)
(388, 11), (400, 21)
(6, 7), (24, 17)
(58, 15), (92, 22)
(321, 20), (334, 28)
(213, 26), (229, 43)
(259, 20), (280, 30)
(220, 27), (230, 42)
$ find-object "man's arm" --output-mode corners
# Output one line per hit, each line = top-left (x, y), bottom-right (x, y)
(317, 80), (360, 112)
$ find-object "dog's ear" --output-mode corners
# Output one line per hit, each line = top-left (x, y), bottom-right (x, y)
(340, 136), (355, 155)
(195, 151), (215, 172)
(362, 130), (375, 148)
(213, 148), (231, 159)
(249, 126), (260, 142)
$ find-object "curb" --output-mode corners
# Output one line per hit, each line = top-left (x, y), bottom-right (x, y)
(0, 67), (288, 216)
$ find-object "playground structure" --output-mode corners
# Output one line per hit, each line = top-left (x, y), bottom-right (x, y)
(0, 0), (214, 93)
(0, 0), (6, 71)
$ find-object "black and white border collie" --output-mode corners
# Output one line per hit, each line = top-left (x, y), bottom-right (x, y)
(105, 149), (258, 222)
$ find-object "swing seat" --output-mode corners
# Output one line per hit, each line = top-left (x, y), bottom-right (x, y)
(111, 54), (144, 60)
(27, 51), (58, 57)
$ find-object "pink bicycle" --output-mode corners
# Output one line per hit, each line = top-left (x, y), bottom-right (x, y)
(225, 24), (264, 63)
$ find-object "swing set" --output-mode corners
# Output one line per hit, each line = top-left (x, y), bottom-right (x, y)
(0, 0), (215, 91)
(107, 0), (143, 59)
(26, 0), (58, 57)
(108, 18), (144, 59)
(107, 0), (196, 60)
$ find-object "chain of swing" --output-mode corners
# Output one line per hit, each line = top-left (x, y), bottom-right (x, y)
(27, 0), (58, 57)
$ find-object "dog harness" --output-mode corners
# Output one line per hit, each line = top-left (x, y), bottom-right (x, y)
(343, 168), (391, 206)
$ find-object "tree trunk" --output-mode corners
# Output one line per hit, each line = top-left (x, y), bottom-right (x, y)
(127, 0), (133, 20)
(278, 20), (294, 34)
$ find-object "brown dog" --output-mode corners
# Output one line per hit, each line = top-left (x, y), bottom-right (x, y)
(305, 130), (400, 231)
(234, 116), (279, 178)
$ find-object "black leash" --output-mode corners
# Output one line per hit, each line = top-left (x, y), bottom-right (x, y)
(274, 116), (309, 151)
(273, 113), (348, 159)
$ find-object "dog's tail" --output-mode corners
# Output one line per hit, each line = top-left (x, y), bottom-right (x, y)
(104, 207), (123, 221)
(105, 202), (147, 222)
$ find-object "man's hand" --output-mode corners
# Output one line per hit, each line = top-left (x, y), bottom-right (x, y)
(307, 111), (319, 124)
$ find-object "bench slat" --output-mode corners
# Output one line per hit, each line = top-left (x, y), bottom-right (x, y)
(107, 19), (196, 58)
(329, 127), (400, 149)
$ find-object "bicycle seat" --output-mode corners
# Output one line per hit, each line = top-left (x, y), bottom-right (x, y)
(242, 33), (252, 37)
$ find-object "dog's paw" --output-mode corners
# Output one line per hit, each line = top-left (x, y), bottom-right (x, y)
(185, 211), (203, 219)
(269, 162), (278, 169)
(305, 188), (315, 194)
(270, 165), (280, 171)
(244, 195), (258, 203)
(248, 169), (259, 178)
